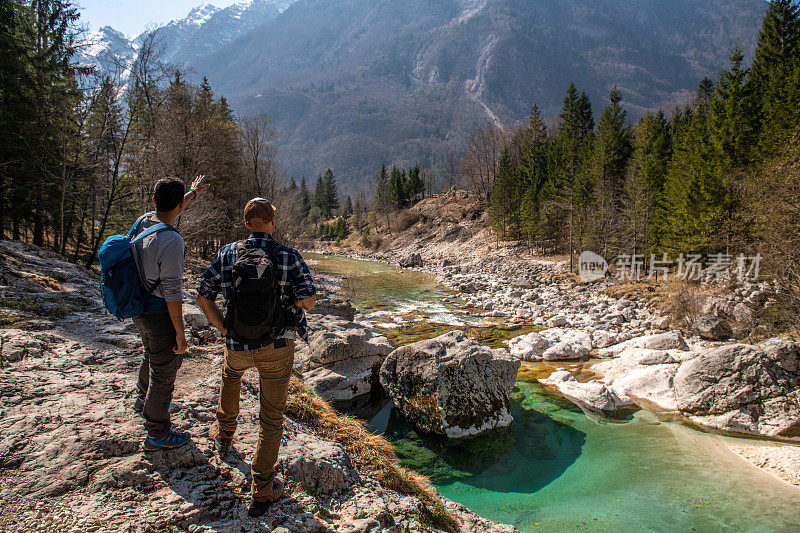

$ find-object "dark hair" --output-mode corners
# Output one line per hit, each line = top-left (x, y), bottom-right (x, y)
(153, 177), (185, 212)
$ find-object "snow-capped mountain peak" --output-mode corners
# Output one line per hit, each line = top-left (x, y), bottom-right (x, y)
(182, 3), (220, 27)
(79, 1), (296, 73)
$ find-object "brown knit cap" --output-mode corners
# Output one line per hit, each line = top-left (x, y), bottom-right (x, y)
(243, 197), (276, 225)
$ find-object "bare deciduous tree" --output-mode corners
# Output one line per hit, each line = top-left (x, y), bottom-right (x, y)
(240, 113), (282, 199)
(458, 126), (509, 204)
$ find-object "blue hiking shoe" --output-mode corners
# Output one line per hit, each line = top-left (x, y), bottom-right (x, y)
(143, 429), (191, 451)
(133, 395), (145, 416)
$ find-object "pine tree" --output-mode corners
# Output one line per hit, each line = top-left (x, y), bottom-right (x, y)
(518, 105), (551, 243)
(489, 147), (519, 239)
(300, 177), (311, 219)
(590, 87), (633, 255)
(388, 166), (405, 209)
(661, 84), (723, 254)
(748, 0), (800, 155)
(321, 168), (340, 216)
(712, 47), (755, 169)
(374, 164), (390, 212)
(407, 165), (424, 202)
(0, 0), (27, 239)
(16, 0), (81, 245)
(344, 195), (353, 215)
(553, 83), (595, 267)
(622, 112), (671, 257)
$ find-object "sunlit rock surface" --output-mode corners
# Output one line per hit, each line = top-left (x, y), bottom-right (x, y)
(380, 330), (520, 438)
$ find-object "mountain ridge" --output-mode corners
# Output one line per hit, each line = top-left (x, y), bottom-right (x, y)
(81, 0), (768, 195)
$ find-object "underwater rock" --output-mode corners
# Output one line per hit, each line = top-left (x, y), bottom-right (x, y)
(379, 330), (520, 438)
(674, 342), (800, 439)
(384, 407), (517, 484)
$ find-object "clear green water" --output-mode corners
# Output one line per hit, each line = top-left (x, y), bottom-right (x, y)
(307, 252), (800, 532)
(305, 252), (483, 325)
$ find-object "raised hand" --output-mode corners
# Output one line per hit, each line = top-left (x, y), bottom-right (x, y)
(190, 174), (210, 195)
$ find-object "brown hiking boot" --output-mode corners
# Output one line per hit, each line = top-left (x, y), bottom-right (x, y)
(248, 477), (285, 517)
(209, 421), (233, 456)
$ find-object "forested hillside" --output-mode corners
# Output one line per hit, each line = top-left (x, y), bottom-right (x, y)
(195, 0), (766, 191)
(0, 1), (288, 264)
(482, 0), (799, 261)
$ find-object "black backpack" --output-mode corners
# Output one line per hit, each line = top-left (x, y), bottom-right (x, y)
(225, 241), (285, 345)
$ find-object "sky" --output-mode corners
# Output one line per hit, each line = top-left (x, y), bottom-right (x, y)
(77, 1), (239, 37)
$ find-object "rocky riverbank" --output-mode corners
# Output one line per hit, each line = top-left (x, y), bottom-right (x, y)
(310, 215), (800, 488)
(0, 240), (516, 533)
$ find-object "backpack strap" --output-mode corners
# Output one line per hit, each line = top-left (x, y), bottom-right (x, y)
(131, 222), (174, 243)
(130, 223), (179, 293)
(127, 214), (148, 238)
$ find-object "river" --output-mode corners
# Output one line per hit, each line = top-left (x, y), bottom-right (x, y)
(305, 252), (800, 532)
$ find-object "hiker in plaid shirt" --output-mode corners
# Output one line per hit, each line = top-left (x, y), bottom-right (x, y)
(196, 198), (316, 517)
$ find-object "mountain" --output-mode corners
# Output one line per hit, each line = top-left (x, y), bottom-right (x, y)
(81, 0), (768, 196)
(194, 0), (767, 193)
(80, 26), (138, 76)
(78, 1), (295, 75)
(146, 0), (294, 65)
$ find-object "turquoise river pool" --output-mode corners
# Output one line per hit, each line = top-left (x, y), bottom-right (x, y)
(306, 252), (800, 532)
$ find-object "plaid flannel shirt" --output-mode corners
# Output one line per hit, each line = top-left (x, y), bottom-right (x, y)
(197, 233), (316, 351)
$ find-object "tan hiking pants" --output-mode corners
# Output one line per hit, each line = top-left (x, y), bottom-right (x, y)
(216, 340), (294, 502)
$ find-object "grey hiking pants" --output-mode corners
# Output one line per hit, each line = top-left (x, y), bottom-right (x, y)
(133, 309), (182, 439)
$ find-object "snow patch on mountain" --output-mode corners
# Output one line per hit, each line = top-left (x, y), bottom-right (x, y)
(79, 0), (297, 77)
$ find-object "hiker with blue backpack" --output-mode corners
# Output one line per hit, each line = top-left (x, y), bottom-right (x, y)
(99, 175), (208, 451)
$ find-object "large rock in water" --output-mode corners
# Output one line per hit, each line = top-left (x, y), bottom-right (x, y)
(379, 331), (520, 439)
(673, 341), (800, 439)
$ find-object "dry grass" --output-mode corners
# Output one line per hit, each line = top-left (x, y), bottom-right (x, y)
(607, 279), (724, 332)
(285, 374), (458, 532)
(396, 211), (421, 232)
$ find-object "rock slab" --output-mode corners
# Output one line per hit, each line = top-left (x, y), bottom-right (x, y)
(674, 342), (800, 439)
(379, 331), (520, 439)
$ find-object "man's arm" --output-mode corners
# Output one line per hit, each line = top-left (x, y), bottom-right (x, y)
(287, 250), (317, 311)
(167, 301), (187, 354)
(197, 295), (226, 335)
(182, 175), (210, 208)
(158, 236), (188, 354)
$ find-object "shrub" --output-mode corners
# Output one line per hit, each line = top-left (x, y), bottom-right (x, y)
(397, 210), (420, 231)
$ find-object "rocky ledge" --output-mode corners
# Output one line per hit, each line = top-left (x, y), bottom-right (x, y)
(0, 241), (516, 533)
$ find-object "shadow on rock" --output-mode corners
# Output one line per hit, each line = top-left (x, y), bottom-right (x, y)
(144, 441), (242, 525)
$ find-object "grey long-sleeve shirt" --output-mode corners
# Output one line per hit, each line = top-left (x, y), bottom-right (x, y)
(131, 212), (185, 303)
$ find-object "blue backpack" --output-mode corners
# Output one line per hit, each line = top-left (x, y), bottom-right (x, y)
(98, 218), (176, 320)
